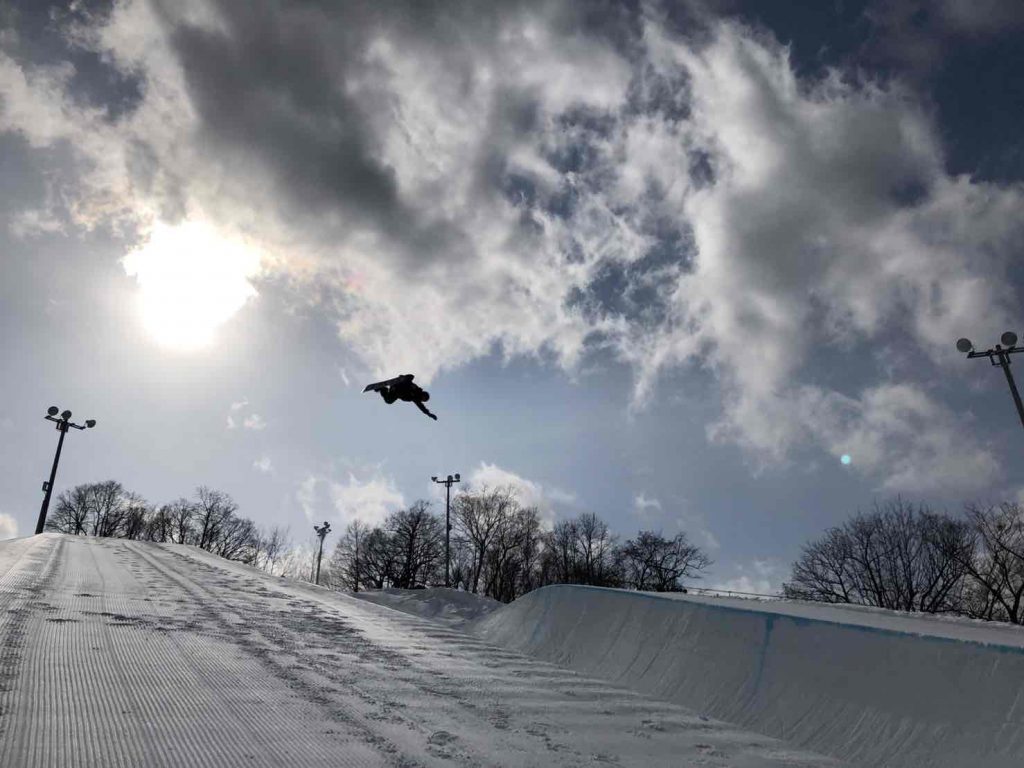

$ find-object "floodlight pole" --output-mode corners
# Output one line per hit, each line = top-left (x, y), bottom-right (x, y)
(36, 407), (96, 535)
(957, 333), (1024, 431)
(999, 352), (1024, 430)
(313, 521), (331, 585)
(432, 473), (460, 588)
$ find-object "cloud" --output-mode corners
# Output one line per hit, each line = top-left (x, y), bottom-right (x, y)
(226, 399), (248, 429)
(633, 493), (662, 516)
(0, 518), (17, 540)
(709, 559), (786, 596)
(298, 467), (406, 529)
(864, 0), (1024, 73)
(3, 1), (1020, 495)
(226, 399), (266, 430)
(242, 413), (266, 431)
(630, 491), (719, 551)
(620, 19), (1014, 490)
(795, 384), (1000, 494)
(328, 472), (405, 528)
(0, 513), (17, 540)
(467, 462), (575, 523)
(252, 455), (273, 474)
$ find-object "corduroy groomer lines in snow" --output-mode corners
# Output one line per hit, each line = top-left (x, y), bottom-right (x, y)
(0, 534), (836, 767)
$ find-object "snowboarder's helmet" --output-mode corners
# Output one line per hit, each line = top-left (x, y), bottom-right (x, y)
(420, 391), (430, 402)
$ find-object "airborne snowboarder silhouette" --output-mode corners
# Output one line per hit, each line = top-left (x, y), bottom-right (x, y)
(363, 374), (437, 420)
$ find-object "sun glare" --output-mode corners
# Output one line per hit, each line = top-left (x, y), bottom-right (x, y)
(123, 220), (263, 350)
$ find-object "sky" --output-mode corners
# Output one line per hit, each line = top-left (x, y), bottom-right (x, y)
(1, 0), (1023, 593)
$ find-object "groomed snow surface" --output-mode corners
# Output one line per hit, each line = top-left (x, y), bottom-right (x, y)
(469, 585), (1024, 768)
(0, 534), (835, 767)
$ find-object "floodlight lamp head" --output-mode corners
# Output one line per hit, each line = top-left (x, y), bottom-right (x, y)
(61, 410), (72, 421)
(454, 473), (460, 482)
(447, 475), (453, 482)
(1001, 331), (1018, 347)
(47, 406), (59, 417)
(956, 338), (974, 354)
(85, 419), (96, 428)
(431, 476), (438, 482)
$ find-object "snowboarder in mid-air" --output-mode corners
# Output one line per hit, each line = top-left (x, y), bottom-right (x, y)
(363, 374), (438, 420)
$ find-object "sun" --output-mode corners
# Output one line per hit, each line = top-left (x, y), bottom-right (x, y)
(123, 220), (264, 350)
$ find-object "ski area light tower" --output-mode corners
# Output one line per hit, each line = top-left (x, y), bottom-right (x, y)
(313, 521), (331, 585)
(36, 406), (96, 535)
(957, 331), (1024, 431)
(431, 473), (460, 588)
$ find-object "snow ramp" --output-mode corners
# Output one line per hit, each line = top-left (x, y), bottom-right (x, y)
(0, 535), (837, 767)
(469, 584), (1024, 768)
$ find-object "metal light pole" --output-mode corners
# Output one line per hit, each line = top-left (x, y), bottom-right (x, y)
(36, 406), (96, 535)
(957, 332), (1024, 431)
(431, 473), (460, 588)
(313, 521), (331, 585)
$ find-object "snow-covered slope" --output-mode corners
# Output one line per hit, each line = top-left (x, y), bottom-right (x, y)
(469, 584), (1024, 768)
(351, 587), (501, 626)
(0, 535), (835, 767)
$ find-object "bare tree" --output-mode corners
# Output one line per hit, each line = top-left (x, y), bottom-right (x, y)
(388, 502), (444, 588)
(145, 505), (173, 543)
(783, 526), (856, 603)
(542, 518), (581, 584)
(91, 481), (127, 538)
(257, 526), (290, 575)
(216, 514), (257, 562)
(327, 521), (367, 590)
(783, 499), (974, 614)
(46, 481), (131, 538)
(194, 487), (238, 551)
(487, 506), (545, 602)
(358, 527), (399, 589)
(576, 512), (619, 586)
(45, 485), (92, 535)
(619, 530), (710, 591)
(957, 503), (1024, 624)
(454, 486), (517, 594)
(165, 499), (195, 545)
(121, 493), (151, 541)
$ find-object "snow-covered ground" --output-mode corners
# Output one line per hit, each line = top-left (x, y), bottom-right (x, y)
(0, 535), (836, 767)
(351, 587), (501, 627)
(470, 584), (1024, 768)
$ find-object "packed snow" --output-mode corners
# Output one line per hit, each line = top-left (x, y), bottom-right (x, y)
(351, 587), (501, 627)
(470, 584), (1024, 768)
(0, 534), (836, 767)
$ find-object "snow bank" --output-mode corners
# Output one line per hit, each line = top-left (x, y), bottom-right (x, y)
(469, 584), (1024, 768)
(351, 587), (501, 627)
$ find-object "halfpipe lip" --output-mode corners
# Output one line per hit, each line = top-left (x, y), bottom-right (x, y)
(491, 583), (1024, 652)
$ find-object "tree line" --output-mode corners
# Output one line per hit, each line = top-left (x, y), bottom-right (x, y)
(46, 480), (1024, 625)
(324, 486), (711, 602)
(45, 481), (291, 574)
(784, 498), (1024, 625)
(46, 481), (712, 602)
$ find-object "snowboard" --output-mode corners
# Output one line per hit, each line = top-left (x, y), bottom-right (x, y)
(362, 374), (414, 393)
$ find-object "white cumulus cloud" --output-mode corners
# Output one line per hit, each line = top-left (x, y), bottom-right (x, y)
(0, 513), (18, 540)
(467, 462), (575, 524)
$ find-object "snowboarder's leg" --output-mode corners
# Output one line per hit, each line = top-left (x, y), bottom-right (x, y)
(379, 388), (398, 404)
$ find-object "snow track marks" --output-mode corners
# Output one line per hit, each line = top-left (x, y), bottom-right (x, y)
(0, 535), (836, 767)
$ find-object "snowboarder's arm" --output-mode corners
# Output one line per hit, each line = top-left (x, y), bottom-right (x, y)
(415, 401), (438, 420)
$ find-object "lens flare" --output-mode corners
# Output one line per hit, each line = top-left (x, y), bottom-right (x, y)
(840, 454), (852, 466)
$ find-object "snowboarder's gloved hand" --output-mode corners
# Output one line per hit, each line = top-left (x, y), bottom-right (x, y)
(429, 413), (438, 420)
